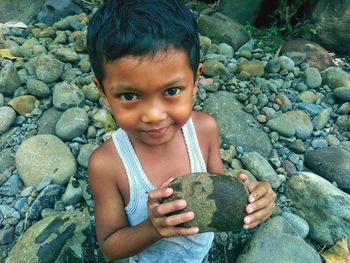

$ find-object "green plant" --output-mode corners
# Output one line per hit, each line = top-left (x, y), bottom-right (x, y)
(288, 19), (317, 39)
(244, 22), (257, 36)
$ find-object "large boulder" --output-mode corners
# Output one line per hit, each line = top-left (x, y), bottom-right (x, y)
(15, 134), (76, 186)
(198, 12), (250, 51)
(280, 38), (335, 71)
(304, 147), (350, 193)
(216, 0), (264, 24)
(163, 173), (248, 232)
(203, 91), (272, 158)
(236, 216), (321, 263)
(0, 0), (45, 24)
(310, 0), (350, 55)
(7, 210), (89, 263)
(285, 172), (350, 247)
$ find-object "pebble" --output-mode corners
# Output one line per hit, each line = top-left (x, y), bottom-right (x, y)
(0, 106), (16, 134)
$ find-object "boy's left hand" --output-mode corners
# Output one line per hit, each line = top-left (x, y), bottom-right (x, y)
(238, 172), (276, 229)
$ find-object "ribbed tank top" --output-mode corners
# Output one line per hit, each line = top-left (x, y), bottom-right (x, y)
(112, 118), (214, 263)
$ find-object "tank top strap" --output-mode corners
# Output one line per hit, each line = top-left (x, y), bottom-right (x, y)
(112, 128), (154, 214)
(182, 118), (207, 173)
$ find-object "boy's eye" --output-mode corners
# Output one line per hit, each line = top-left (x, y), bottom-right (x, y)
(119, 93), (138, 101)
(165, 87), (181, 96)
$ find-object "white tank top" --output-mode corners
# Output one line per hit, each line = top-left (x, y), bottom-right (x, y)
(112, 118), (214, 263)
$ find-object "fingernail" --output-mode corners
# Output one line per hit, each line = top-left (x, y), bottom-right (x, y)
(193, 227), (199, 233)
(247, 206), (254, 213)
(244, 217), (251, 224)
(243, 224), (250, 229)
(249, 196), (255, 202)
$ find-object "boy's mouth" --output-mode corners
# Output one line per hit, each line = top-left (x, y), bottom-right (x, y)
(145, 127), (168, 137)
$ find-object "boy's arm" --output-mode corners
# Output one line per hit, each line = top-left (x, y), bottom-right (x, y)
(88, 143), (198, 260)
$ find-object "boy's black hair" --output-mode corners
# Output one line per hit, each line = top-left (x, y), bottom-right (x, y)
(87, 0), (200, 92)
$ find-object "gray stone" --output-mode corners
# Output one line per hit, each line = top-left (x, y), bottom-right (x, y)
(55, 107), (89, 141)
(52, 48), (79, 62)
(312, 108), (332, 130)
(28, 184), (65, 220)
(238, 61), (265, 77)
(0, 173), (21, 196)
(311, 138), (328, 149)
(285, 172), (350, 246)
(62, 177), (86, 205)
(311, 0), (350, 55)
(283, 111), (313, 140)
(0, 106), (16, 135)
(338, 102), (350, 115)
(7, 210), (89, 263)
(216, 0), (264, 24)
(266, 57), (281, 73)
(0, 0), (45, 24)
(288, 139), (306, 154)
(218, 43), (234, 59)
(52, 82), (85, 110)
(26, 79), (51, 98)
(236, 216), (321, 263)
(304, 147), (350, 192)
(333, 86), (350, 102)
(297, 90), (317, 104)
(0, 61), (21, 96)
(0, 226), (15, 245)
(321, 67), (350, 90)
(202, 60), (230, 80)
(36, 54), (64, 83)
(37, 107), (64, 135)
(16, 134), (76, 186)
(267, 116), (295, 138)
(279, 56), (295, 72)
(82, 83), (99, 102)
(77, 144), (98, 168)
(203, 91), (272, 158)
(304, 67), (322, 88)
(197, 13), (250, 51)
(241, 151), (283, 189)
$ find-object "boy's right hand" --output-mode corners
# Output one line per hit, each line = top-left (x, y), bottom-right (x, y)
(147, 178), (199, 238)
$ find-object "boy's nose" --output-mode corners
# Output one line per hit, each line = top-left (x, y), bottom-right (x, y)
(141, 104), (167, 123)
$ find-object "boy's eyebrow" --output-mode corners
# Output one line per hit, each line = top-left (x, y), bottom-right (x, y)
(110, 77), (188, 91)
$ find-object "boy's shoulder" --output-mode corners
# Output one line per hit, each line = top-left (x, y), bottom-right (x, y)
(191, 111), (218, 135)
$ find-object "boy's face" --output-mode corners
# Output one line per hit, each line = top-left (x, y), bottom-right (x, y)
(94, 48), (202, 147)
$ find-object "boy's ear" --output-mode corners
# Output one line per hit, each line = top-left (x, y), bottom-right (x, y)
(93, 76), (110, 107)
(193, 63), (203, 96)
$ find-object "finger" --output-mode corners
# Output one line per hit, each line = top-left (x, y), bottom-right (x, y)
(247, 182), (269, 203)
(237, 172), (249, 184)
(244, 202), (274, 227)
(148, 188), (173, 206)
(160, 177), (175, 188)
(156, 199), (188, 216)
(246, 195), (271, 214)
(161, 211), (195, 227)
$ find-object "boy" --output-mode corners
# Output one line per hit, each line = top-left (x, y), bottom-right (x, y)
(87, 0), (276, 262)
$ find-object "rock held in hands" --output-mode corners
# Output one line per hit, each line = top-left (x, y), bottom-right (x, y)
(163, 172), (248, 233)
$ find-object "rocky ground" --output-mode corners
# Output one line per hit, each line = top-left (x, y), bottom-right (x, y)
(0, 4), (350, 263)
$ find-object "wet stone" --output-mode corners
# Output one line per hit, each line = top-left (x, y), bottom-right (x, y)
(162, 172), (248, 233)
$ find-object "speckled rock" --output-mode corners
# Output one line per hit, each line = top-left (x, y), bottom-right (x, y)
(304, 147), (350, 192)
(241, 151), (284, 189)
(304, 67), (322, 88)
(16, 134), (76, 186)
(321, 67), (350, 90)
(236, 216), (321, 263)
(55, 107), (89, 141)
(37, 107), (64, 135)
(238, 60), (264, 77)
(52, 82), (85, 110)
(312, 108), (332, 130)
(0, 61), (21, 96)
(266, 116), (295, 138)
(26, 79), (51, 98)
(203, 60), (230, 79)
(77, 143), (98, 168)
(7, 210), (89, 263)
(0, 106), (16, 135)
(163, 173), (248, 232)
(283, 111), (313, 140)
(285, 172), (350, 247)
(333, 86), (350, 102)
(35, 54), (64, 83)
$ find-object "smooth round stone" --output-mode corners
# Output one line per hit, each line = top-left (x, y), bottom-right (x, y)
(52, 82), (85, 110)
(92, 108), (117, 132)
(238, 60), (265, 77)
(15, 134), (76, 186)
(0, 93), (4, 106)
(279, 56), (295, 72)
(52, 48), (79, 62)
(55, 107), (89, 141)
(162, 173), (248, 233)
(0, 106), (16, 134)
(304, 67), (322, 88)
(320, 67), (350, 90)
(333, 86), (350, 102)
(312, 108), (332, 130)
(202, 60), (230, 79)
(297, 90), (317, 104)
(324, 134), (340, 146)
(311, 139), (328, 149)
(267, 117), (296, 138)
(82, 83), (100, 102)
(218, 43), (234, 59)
(35, 54), (64, 83)
(0, 61), (21, 96)
(27, 79), (51, 98)
(77, 144), (99, 168)
(338, 102), (350, 115)
(282, 212), (310, 239)
(284, 111), (313, 140)
(266, 57), (281, 73)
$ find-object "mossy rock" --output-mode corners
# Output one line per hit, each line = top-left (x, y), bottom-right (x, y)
(163, 172), (248, 232)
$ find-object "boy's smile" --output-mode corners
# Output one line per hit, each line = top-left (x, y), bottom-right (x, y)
(94, 48), (202, 147)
